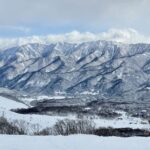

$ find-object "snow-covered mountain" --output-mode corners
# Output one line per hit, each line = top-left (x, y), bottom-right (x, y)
(0, 40), (150, 100)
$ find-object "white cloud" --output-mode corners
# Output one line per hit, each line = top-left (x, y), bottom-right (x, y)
(0, 28), (150, 50)
(99, 28), (150, 43)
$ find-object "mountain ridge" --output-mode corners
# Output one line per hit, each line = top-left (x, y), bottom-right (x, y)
(0, 40), (150, 101)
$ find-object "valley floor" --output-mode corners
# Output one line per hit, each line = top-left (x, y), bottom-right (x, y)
(0, 96), (150, 134)
(0, 134), (150, 150)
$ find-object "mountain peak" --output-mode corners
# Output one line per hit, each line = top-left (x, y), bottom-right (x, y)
(0, 40), (149, 101)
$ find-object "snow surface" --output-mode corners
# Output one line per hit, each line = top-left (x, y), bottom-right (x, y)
(0, 135), (150, 150)
(0, 96), (27, 110)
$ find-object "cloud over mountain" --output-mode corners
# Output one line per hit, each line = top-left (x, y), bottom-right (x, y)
(0, 28), (150, 50)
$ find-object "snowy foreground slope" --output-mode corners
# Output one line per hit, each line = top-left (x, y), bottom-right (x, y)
(0, 96), (76, 133)
(0, 135), (150, 150)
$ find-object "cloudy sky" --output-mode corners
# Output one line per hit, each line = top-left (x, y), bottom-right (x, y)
(0, 0), (150, 47)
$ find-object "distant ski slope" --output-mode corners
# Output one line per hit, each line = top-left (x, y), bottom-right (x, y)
(0, 96), (27, 110)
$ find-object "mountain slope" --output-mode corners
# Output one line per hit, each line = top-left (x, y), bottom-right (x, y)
(0, 41), (150, 100)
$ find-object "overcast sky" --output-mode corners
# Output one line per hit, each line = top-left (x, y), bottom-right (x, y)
(0, 0), (150, 45)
